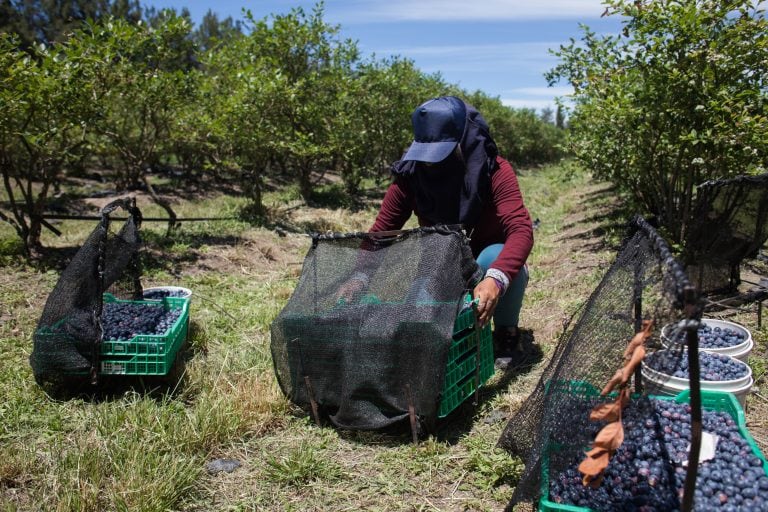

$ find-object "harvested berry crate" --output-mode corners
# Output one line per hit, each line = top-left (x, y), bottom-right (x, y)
(99, 294), (190, 376)
(539, 382), (768, 512)
(438, 298), (493, 417)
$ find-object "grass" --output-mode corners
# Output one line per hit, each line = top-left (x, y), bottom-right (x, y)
(264, 438), (345, 486)
(8, 160), (758, 511)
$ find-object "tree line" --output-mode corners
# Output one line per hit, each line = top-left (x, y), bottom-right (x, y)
(0, 1), (567, 255)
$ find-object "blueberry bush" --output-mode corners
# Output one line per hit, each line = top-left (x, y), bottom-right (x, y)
(547, 0), (768, 245)
(0, 34), (98, 255)
(0, 1), (566, 249)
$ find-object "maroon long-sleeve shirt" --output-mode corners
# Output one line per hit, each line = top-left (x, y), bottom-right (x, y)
(371, 156), (533, 282)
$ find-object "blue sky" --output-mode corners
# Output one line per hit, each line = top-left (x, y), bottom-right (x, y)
(145, 0), (623, 112)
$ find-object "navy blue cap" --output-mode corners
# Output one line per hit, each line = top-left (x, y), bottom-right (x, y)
(402, 96), (467, 163)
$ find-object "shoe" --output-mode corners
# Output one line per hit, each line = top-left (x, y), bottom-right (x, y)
(493, 326), (521, 361)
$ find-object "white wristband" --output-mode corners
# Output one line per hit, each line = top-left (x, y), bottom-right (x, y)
(350, 271), (370, 286)
(485, 268), (509, 295)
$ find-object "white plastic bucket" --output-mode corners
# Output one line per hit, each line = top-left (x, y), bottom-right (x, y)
(143, 285), (193, 301)
(641, 351), (753, 406)
(727, 338), (755, 362)
(661, 318), (753, 362)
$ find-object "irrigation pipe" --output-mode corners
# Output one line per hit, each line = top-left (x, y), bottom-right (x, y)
(192, 291), (239, 322)
(42, 214), (240, 222)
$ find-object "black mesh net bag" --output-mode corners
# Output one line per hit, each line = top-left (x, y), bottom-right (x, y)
(684, 173), (768, 294)
(270, 226), (482, 431)
(495, 215), (735, 512)
(30, 198), (143, 387)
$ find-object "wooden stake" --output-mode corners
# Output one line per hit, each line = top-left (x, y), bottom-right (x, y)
(304, 375), (321, 427)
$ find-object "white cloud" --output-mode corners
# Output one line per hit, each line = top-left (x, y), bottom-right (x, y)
(368, 43), (576, 99)
(368, 43), (563, 95)
(337, 0), (607, 23)
(501, 90), (575, 111)
(500, 98), (561, 111)
(371, 42), (562, 77)
(376, 42), (560, 58)
(501, 96), (573, 110)
(506, 86), (574, 97)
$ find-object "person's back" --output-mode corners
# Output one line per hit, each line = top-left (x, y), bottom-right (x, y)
(370, 96), (534, 361)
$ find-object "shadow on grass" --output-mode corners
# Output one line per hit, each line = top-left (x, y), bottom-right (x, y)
(579, 183), (619, 201)
(21, 183), (373, 273)
(242, 204), (346, 236)
(556, 229), (617, 255)
(557, 181), (626, 231)
(30, 224), (250, 274)
(140, 231), (247, 275)
(141, 230), (244, 250)
(556, 205), (629, 254)
(57, 168), (246, 201)
(307, 183), (381, 213)
(33, 246), (82, 272)
(307, 329), (544, 447)
(35, 320), (206, 404)
(433, 329), (544, 445)
(38, 369), (187, 403)
(238, 184), (381, 235)
(30, 234), (240, 276)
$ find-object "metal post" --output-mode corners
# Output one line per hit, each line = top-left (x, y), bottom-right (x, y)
(304, 375), (322, 427)
(92, 212), (111, 386)
(633, 296), (643, 394)
(681, 288), (702, 512)
(633, 254), (644, 394)
(405, 383), (418, 444)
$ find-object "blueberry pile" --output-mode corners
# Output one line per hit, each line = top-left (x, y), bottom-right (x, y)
(548, 398), (768, 511)
(547, 393), (605, 445)
(101, 302), (183, 341)
(644, 351), (749, 381)
(669, 323), (748, 350)
(143, 288), (189, 300)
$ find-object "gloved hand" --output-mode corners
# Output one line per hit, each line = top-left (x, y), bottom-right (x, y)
(473, 277), (501, 327)
(336, 277), (367, 303)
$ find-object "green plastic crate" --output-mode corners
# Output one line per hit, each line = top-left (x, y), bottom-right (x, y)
(437, 299), (493, 418)
(98, 294), (190, 376)
(538, 381), (768, 512)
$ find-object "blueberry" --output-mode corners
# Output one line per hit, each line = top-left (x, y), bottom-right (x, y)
(547, 398), (767, 511)
(741, 487), (757, 501)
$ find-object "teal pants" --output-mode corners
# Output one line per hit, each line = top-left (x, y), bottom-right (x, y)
(476, 244), (529, 328)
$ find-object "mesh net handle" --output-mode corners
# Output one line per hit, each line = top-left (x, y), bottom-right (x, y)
(310, 224), (465, 242)
(89, 198), (143, 384)
(629, 216), (705, 512)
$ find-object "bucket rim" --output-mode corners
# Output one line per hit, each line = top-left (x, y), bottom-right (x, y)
(641, 365), (753, 388)
(642, 349), (752, 389)
(661, 317), (752, 354)
(142, 285), (193, 299)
